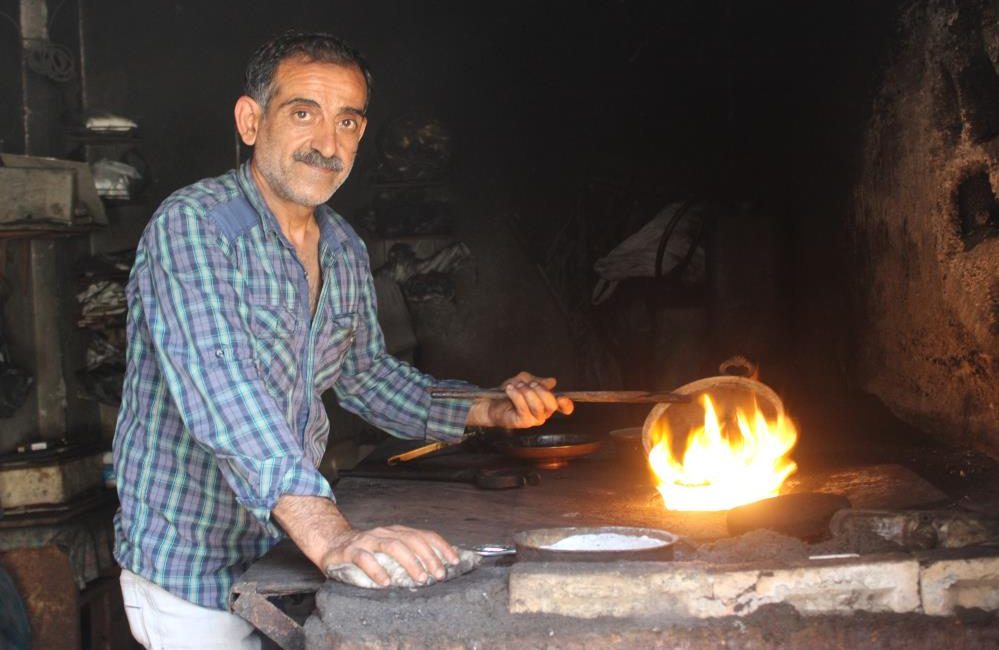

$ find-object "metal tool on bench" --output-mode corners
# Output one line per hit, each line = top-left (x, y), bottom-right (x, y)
(387, 441), (451, 465)
(471, 543), (516, 557)
(347, 463), (541, 490)
(351, 435), (542, 490)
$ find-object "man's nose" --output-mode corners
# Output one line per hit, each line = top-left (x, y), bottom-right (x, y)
(312, 123), (339, 158)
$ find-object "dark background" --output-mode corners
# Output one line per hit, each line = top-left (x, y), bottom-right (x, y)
(1, 0), (913, 455)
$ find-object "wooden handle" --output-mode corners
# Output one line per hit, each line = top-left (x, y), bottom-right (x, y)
(429, 389), (691, 404)
(387, 441), (451, 465)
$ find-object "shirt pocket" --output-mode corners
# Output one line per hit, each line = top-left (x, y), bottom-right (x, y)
(248, 301), (302, 394)
(314, 312), (357, 391)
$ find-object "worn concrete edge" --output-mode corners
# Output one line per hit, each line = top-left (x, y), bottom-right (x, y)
(508, 555), (925, 619)
(918, 552), (999, 617)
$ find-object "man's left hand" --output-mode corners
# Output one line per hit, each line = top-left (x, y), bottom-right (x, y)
(466, 372), (574, 428)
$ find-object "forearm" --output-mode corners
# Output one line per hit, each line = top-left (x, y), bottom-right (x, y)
(272, 495), (353, 570)
(336, 357), (474, 442)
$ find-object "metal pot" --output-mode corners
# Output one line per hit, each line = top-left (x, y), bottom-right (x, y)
(641, 375), (785, 455)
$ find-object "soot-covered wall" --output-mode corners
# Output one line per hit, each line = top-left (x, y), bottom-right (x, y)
(852, 0), (999, 456)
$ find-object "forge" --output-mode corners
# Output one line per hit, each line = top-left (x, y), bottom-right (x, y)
(642, 374), (797, 512)
(230, 423), (999, 649)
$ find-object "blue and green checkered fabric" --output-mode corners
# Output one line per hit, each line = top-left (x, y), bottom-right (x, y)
(113, 163), (472, 609)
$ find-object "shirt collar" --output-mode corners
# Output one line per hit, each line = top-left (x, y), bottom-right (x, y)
(237, 160), (285, 243)
(236, 160), (346, 263)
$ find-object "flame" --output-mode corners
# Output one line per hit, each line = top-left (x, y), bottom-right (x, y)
(647, 394), (798, 511)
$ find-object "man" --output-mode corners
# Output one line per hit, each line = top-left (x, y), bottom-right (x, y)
(113, 31), (573, 649)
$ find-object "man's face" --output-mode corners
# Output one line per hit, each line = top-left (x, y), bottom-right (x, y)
(242, 58), (368, 208)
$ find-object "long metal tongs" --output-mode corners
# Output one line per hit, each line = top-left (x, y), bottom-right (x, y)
(429, 389), (691, 404)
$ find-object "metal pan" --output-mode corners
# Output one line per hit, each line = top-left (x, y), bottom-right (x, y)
(494, 433), (601, 470)
(514, 525), (679, 562)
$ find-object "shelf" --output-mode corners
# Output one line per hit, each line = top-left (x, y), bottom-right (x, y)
(64, 128), (141, 145)
(0, 488), (116, 529)
(0, 222), (101, 239)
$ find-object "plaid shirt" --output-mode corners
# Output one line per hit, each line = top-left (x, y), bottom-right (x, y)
(113, 162), (472, 609)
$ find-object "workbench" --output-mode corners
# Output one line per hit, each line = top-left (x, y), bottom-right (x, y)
(229, 452), (960, 649)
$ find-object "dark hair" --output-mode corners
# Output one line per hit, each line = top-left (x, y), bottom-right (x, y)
(244, 30), (373, 110)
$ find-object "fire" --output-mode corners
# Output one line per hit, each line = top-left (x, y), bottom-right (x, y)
(647, 394), (798, 511)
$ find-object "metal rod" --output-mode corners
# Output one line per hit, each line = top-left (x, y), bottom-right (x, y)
(429, 389), (691, 404)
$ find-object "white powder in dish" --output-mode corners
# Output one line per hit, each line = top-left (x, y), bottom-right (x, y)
(541, 533), (667, 551)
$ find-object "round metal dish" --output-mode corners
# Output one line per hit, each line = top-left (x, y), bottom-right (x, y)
(495, 433), (601, 470)
(514, 525), (679, 562)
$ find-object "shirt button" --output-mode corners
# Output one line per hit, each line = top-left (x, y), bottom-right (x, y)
(215, 349), (224, 358)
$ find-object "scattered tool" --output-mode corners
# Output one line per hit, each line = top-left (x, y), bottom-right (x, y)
(342, 465), (542, 490)
(387, 441), (451, 465)
(471, 544), (516, 557)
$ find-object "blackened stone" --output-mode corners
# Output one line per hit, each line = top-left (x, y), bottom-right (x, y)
(726, 492), (851, 540)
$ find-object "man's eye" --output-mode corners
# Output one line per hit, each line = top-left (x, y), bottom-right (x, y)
(340, 118), (357, 129)
(294, 110), (309, 120)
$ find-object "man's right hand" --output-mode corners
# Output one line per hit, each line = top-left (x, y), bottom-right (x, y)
(272, 495), (459, 587)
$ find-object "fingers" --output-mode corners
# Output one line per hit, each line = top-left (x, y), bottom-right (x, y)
(504, 382), (543, 425)
(387, 525), (460, 581)
(502, 373), (556, 391)
(538, 376), (557, 390)
(531, 383), (559, 415)
(504, 371), (535, 385)
(336, 526), (459, 587)
(521, 382), (556, 419)
(413, 527), (460, 565)
(503, 377), (563, 426)
(493, 372), (575, 428)
(350, 548), (392, 587)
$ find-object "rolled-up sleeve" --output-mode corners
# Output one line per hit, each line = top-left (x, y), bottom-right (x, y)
(138, 207), (333, 534)
(333, 242), (475, 443)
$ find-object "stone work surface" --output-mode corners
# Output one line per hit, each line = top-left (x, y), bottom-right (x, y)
(304, 561), (999, 649)
(852, 0), (999, 455)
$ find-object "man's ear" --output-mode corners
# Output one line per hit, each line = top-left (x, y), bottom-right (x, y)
(234, 96), (263, 146)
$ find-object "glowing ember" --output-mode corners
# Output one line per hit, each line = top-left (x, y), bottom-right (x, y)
(647, 393), (798, 511)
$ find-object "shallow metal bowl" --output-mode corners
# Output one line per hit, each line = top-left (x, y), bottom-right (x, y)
(495, 433), (601, 470)
(514, 525), (679, 562)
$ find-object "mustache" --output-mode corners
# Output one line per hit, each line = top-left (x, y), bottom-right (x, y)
(293, 150), (344, 172)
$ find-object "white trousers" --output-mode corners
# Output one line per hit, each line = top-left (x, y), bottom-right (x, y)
(119, 569), (262, 650)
